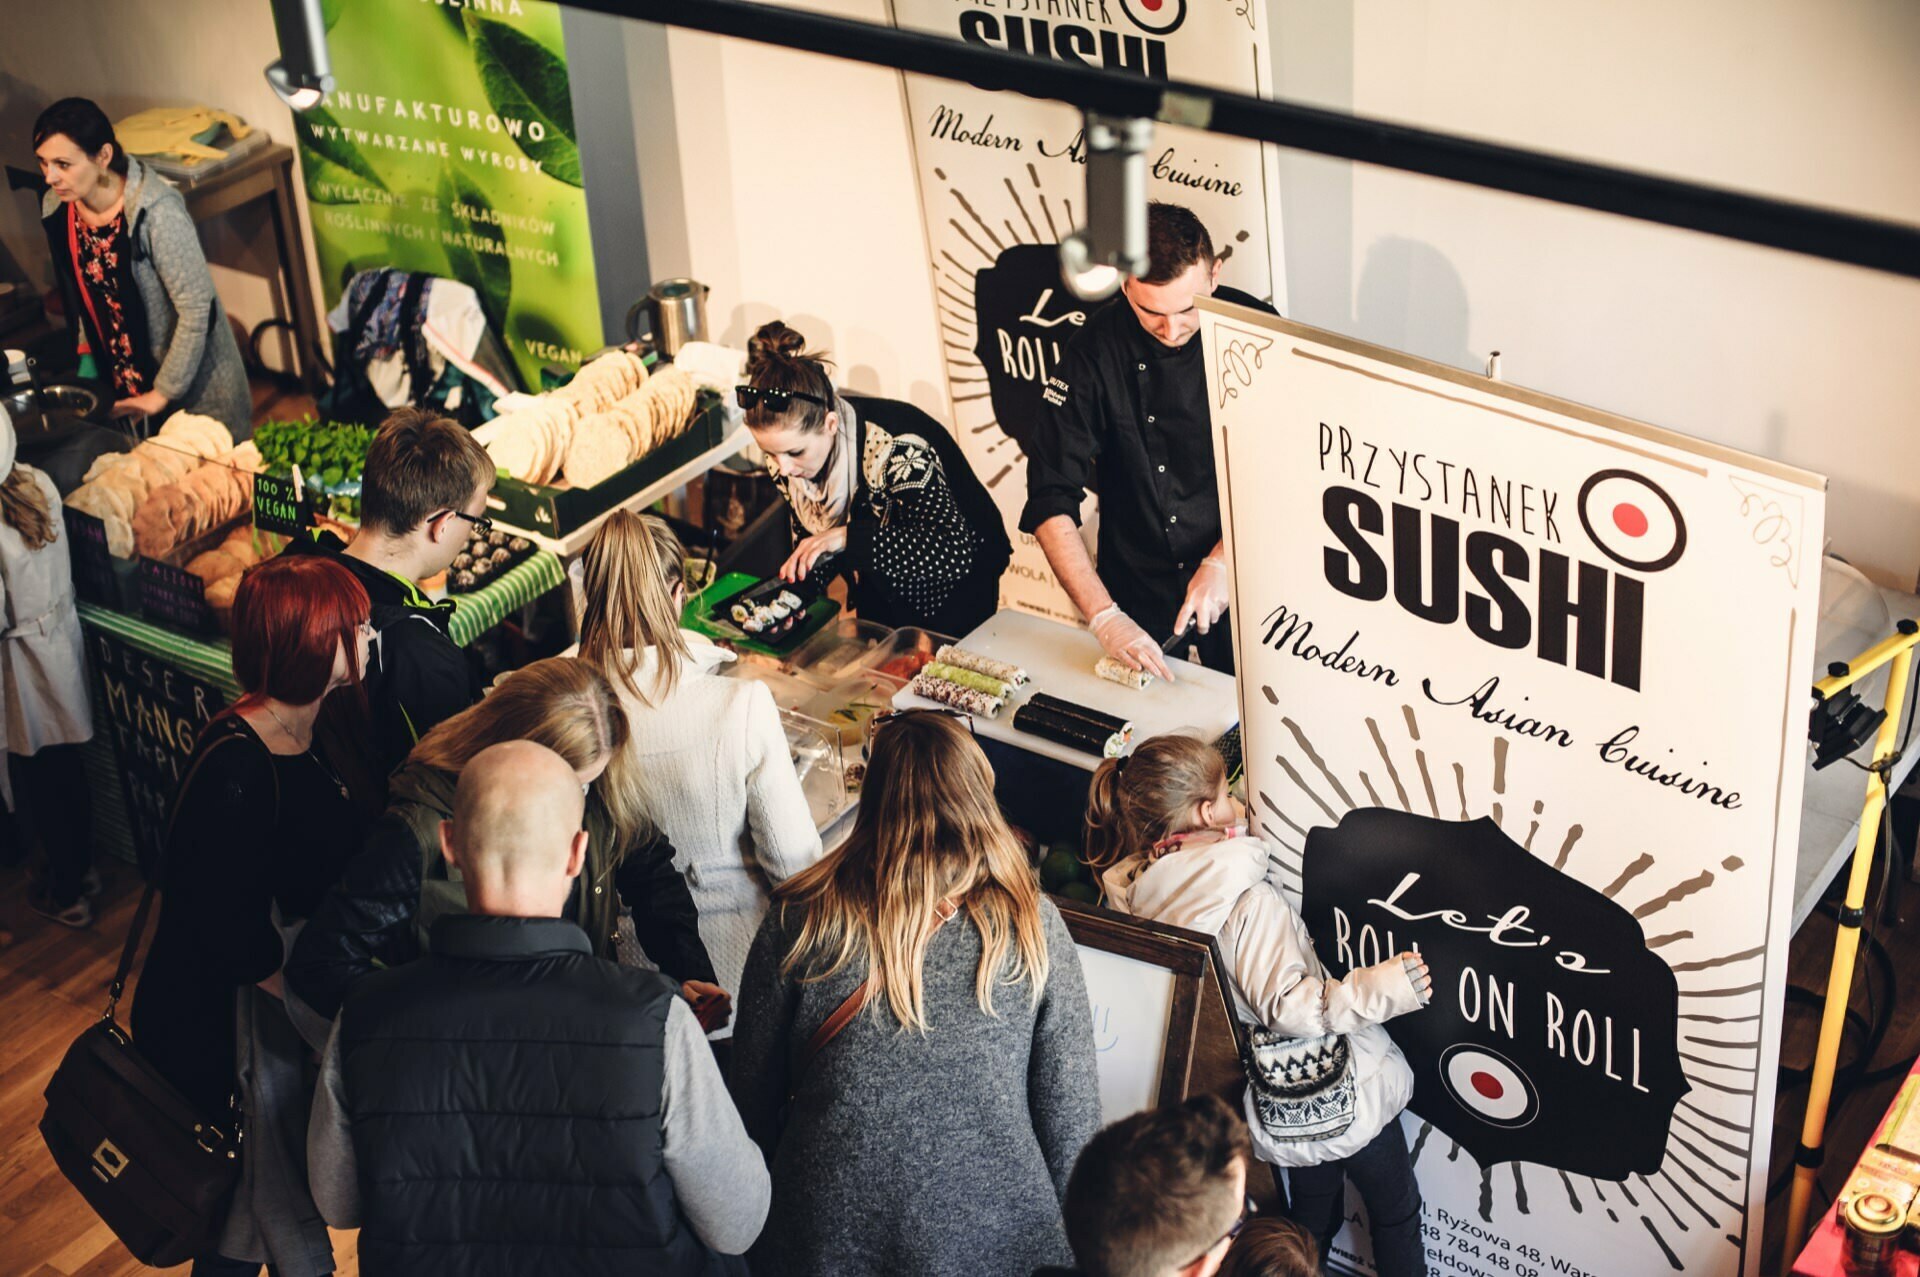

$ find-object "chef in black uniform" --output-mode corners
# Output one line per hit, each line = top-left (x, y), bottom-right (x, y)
(1021, 204), (1274, 677)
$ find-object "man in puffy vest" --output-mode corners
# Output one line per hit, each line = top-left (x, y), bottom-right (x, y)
(307, 741), (769, 1275)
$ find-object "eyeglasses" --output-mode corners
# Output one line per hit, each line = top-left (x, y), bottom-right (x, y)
(1186, 1196), (1257, 1267)
(864, 706), (975, 751)
(443, 509), (493, 536)
(736, 385), (828, 413)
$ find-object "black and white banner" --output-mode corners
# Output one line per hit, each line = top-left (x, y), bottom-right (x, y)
(1203, 302), (1824, 1277)
(888, 0), (1287, 621)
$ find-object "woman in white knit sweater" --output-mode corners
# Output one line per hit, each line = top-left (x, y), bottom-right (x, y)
(577, 511), (822, 1008)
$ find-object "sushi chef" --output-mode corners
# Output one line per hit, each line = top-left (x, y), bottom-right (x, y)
(741, 319), (1010, 637)
(1020, 203), (1276, 677)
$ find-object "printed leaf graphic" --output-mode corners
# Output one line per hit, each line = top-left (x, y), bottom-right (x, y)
(464, 13), (582, 187)
(321, 0), (345, 30)
(299, 106), (388, 192)
(438, 163), (512, 334)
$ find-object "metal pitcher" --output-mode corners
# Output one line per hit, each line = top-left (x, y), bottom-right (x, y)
(646, 278), (709, 357)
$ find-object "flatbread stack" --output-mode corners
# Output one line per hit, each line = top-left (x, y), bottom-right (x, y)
(133, 441), (263, 559)
(187, 525), (267, 625)
(64, 414), (236, 557)
(551, 349), (648, 413)
(474, 398), (575, 486)
(562, 366), (700, 489)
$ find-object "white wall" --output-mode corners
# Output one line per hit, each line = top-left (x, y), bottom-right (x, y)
(1270, 0), (1920, 588)
(0, 0), (318, 375)
(624, 0), (949, 418)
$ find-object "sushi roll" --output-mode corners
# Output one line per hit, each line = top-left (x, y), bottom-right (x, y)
(1012, 701), (1130, 757)
(923, 661), (1011, 700)
(933, 645), (1028, 687)
(731, 602), (754, 624)
(1094, 656), (1155, 689)
(775, 590), (803, 611)
(909, 673), (1005, 718)
(767, 599), (794, 620)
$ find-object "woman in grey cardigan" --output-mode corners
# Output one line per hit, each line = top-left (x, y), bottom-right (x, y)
(731, 710), (1101, 1277)
(34, 99), (251, 439)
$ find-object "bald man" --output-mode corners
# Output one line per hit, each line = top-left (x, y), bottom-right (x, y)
(308, 742), (770, 1275)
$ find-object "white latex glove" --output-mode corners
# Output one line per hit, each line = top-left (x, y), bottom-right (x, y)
(1090, 604), (1174, 681)
(1401, 953), (1433, 1005)
(1174, 554), (1231, 636)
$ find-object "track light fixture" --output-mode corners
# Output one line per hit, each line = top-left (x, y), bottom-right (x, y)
(265, 0), (334, 113)
(1058, 113), (1153, 301)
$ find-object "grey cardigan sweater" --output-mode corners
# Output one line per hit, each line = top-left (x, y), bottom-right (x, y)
(42, 156), (251, 436)
(731, 894), (1100, 1277)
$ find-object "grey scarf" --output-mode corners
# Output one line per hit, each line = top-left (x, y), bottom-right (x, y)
(787, 394), (861, 536)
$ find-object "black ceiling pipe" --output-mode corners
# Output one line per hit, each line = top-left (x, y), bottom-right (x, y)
(555, 0), (1920, 280)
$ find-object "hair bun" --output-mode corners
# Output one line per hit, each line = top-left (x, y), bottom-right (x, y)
(747, 320), (808, 373)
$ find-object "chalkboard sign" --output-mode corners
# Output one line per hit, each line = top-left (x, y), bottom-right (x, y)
(253, 472), (312, 537)
(86, 627), (226, 874)
(64, 508), (119, 607)
(1052, 896), (1246, 1122)
(138, 557), (220, 637)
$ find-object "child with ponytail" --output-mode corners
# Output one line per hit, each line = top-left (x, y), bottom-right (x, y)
(1085, 733), (1435, 1277)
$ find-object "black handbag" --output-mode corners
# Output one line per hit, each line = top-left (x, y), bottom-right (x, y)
(38, 735), (252, 1267)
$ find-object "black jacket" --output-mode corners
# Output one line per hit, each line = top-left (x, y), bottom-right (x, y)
(338, 915), (726, 1276)
(286, 760), (715, 1022)
(280, 532), (479, 776)
(776, 395), (1011, 637)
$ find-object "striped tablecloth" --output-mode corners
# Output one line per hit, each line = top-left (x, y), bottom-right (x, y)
(76, 550), (566, 863)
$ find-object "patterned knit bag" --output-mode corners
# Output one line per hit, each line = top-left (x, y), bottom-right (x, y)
(1242, 1030), (1358, 1143)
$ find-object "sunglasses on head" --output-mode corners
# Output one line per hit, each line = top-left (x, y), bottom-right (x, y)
(864, 706), (975, 753)
(736, 385), (828, 413)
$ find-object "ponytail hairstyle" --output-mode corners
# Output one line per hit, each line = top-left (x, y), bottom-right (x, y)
(32, 98), (130, 178)
(744, 320), (836, 434)
(1084, 733), (1229, 874)
(577, 509), (690, 707)
(0, 466), (57, 551)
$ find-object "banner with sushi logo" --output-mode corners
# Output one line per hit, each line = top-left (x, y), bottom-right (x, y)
(291, 0), (602, 388)
(885, 0), (1286, 623)
(1201, 300), (1825, 1277)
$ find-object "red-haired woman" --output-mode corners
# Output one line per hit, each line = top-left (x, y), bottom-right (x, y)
(132, 555), (374, 1277)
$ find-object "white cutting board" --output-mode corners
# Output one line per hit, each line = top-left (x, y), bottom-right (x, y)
(889, 609), (1239, 772)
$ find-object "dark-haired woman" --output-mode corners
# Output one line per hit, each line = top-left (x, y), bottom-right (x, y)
(33, 98), (250, 437)
(133, 556), (378, 1276)
(743, 320), (1010, 636)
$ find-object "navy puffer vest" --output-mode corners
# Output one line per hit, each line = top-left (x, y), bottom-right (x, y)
(338, 915), (719, 1276)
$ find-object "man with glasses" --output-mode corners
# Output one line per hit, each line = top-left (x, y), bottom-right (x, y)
(282, 406), (497, 773)
(1053, 1094), (1264, 1277)
(1021, 204), (1276, 677)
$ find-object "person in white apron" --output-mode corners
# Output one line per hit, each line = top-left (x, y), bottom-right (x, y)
(0, 402), (96, 925)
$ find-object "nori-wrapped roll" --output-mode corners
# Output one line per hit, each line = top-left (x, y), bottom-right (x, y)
(1025, 692), (1131, 738)
(1013, 702), (1128, 757)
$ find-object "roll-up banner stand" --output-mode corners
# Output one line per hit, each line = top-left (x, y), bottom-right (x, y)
(1201, 298), (1824, 1277)
(887, 0), (1287, 622)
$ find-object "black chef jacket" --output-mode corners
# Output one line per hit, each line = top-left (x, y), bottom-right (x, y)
(1019, 284), (1275, 670)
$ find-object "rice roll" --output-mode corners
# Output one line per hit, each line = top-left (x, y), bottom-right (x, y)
(1094, 656), (1155, 689)
(933, 645), (1028, 687)
(909, 673), (1005, 718)
(1025, 692), (1131, 738)
(923, 661), (1010, 700)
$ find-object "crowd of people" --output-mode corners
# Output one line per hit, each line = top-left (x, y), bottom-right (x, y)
(7, 98), (1439, 1276)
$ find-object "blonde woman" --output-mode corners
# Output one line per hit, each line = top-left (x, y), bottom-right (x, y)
(730, 710), (1100, 1276)
(286, 657), (725, 1031)
(577, 510), (821, 1005)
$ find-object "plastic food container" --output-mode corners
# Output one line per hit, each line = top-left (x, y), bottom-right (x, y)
(795, 671), (909, 751)
(720, 660), (819, 714)
(859, 626), (957, 683)
(786, 616), (895, 687)
(780, 708), (851, 835)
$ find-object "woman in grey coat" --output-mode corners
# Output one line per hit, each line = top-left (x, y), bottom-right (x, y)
(34, 98), (251, 439)
(731, 710), (1101, 1277)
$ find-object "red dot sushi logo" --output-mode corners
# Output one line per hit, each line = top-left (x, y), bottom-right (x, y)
(1120, 0), (1187, 36)
(1440, 1044), (1539, 1129)
(1577, 468), (1687, 572)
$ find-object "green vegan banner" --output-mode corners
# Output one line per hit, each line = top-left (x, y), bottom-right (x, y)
(293, 0), (601, 387)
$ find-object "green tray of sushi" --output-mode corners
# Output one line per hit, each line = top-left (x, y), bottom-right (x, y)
(684, 572), (840, 658)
